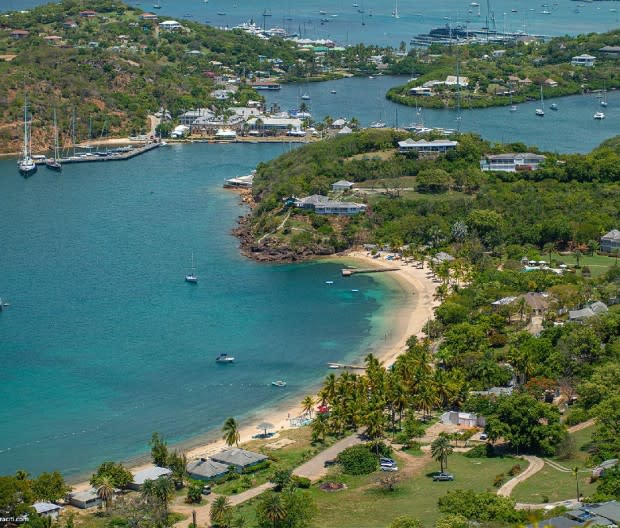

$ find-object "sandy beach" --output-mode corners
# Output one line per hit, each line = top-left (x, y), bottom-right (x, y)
(70, 251), (437, 491)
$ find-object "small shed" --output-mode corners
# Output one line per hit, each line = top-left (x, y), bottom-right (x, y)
(331, 180), (354, 191)
(128, 465), (172, 491)
(68, 489), (101, 509)
(441, 411), (485, 428)
(186, 458), (230, 481)
(211, 448), (268, 471)
(33, 502), (62, 520)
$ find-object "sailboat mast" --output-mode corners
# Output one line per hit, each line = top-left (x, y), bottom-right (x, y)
(71, 107), (76, 156)
(23, 100), (29, 159)
(53, 108), (59, 161)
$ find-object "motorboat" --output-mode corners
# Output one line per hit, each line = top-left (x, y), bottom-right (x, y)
(272, 380), (287, 387)
(216, 353), (235, 363)
(550, 103), (558, 111)
(593, 111), (606, 120)
(301, 93), (311, 100)
(369, 121), (386, 128)
(330, 89), (337, 94)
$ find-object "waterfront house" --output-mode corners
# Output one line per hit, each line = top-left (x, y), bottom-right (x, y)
(569, 301), (608, 322)
(331, 118), (346, 129)
(445, 75), (469, 87)
(600, 229), (620, 254)
(186, 458), (230, 481)
(140, 12), (159, 20)
(10, 30), (29, 40)
(128, 465), (172, 491)
(599, 45), (620, 58)
(331, 180), (354, 191)
(170, 125), (190, 138)
(292, 195), (366, 216)
(408, 86), (434, 97)
(215, 129), (237, 140)
(571, 54), (596, 67)
(68, 489), (101, 509)
(398, 139), (458, 155)
(33, 503), (62, 520)
(159, 20), (183, 31)
(441, 411), (485, 428)
(480, 152), (546, 172)
(179, 108), (214, 126)
(247, 117), (303, 133)
(79, 10), (98, 18)
(211, 448), (268, 472)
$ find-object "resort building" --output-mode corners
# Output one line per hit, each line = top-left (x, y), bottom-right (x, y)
(68, 489), (102, 509)
(224, 171), (255, 189)
(337, 126), (353, 135)
(215, 129), (237, 140)
(127, 465), (172, 491)
(179, 108), (214, 126)
(186, 458), (230, 481)
(479, 153), (546, 172)
(331, 180), (354, 191)
(159, 20), (183, 31)
(600, 229), (620, 254)
(571, 54), (596, 67)
(292, 195), (367, 215)
(33, 503), (62, 520)
(246, 117), (303, 133)
(599, 45), (620, 57)
(397, 139), (458, 154)
(211, 448), (268, 472)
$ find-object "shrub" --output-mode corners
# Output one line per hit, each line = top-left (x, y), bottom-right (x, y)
(185, 480), (202, 504)
(337, 445), (378, 475)
(242, 460), (271, 474)
(437, 490), (525, 523)
(464, 443), (494, 458)
(291, 476), (311, 489)
(564, 407), (589, 426)
(508, 464), (522, 477)
(366, 440), (393, 457)
(493, 473), (505, 487)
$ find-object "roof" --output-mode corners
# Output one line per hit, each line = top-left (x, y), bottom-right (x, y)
(492, 296), (517, 306)
(211, 448), (268, 467)
(70, 489), (99, 502)
(586, 501), (620, 523)
(33, 502), (62, 514)
(332, 180), (354, 187)
(523, 292), (550, 311)
(338, 126), (353, 134)
(299, 194), (330, 205)
(572, 54), (596, 59)
(398, 139), (458, 148)
(160, 20), (181, 25)
(600, 45), (620, 52)
(485, 152), (546, 161)
(131, 465), (172, 485)
(432, 251), (455, 263)
(186, 458), (230, 479)
(602, 229), (620, 241)
(591, 301), (608, 314)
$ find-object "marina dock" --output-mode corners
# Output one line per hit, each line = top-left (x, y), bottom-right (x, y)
(36, 142), (161, 165)
(341, 267), (399, 277)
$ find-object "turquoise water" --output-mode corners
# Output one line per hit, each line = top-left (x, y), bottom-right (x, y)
(6, 0), (620, 46)
(0, 143), (406, 477)
(266, 75), (620, 152)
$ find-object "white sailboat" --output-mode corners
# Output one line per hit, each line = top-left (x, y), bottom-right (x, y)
(185, 253), (198, 283)
(601, 85), (608, 107)
(46, 108), (62, 171)
(18, 100), (37, 176)
(153, 0), (162, 9)
(392, 0), (400, 18)
(535, 85), (545, 117)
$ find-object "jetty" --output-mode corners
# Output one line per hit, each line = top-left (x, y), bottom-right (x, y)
(327, 363), (366, 370)
(35, 142), (161, 165)
(341, 267), (399, 277)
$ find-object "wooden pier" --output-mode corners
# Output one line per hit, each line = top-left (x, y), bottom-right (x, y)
(341, 267), (399, 277)
(36, 142), (161, 165)
(327, 363), (366, 370)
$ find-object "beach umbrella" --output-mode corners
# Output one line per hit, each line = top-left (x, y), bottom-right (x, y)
(257, 422), (274, 436)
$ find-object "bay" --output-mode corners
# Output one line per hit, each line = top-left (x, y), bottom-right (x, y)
(0, 143), (406, 477)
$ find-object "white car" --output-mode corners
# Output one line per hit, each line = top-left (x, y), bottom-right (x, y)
(380, 465), (399, 472)
(480, 433), (488, 440)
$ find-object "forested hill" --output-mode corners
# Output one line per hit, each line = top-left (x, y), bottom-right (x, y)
(0, 0), (304, 152)
(239, 129), (620, 261)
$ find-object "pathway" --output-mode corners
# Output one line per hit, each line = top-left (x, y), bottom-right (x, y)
(293, 432), (364, 481)
(496, 455), (544, 497)
(567, 418), (595, 433)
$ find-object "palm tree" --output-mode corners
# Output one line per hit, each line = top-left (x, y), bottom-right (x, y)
(141, 477), (174, 518)
(543, 242), (555, 265)
(258, 493), (286, 528)
(211, 496), (233, 528)
(572, 466), (581, 503)
(430, 434), (453, 473)
(222, 417), (240, 447)
(94, 474), (115, 510)
(301, 396), (315, 418)
(14, 470), (29, 481)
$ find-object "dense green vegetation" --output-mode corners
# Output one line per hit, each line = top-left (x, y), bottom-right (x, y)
(387, 29), (620, 109)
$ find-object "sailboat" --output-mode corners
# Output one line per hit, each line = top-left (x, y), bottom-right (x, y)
(17, 100), (37, 176)
(535, 85), (545, 116)
(392, 0), (400, 18)
(46, 108), (62, 171)
(185, 253), (198, 283)
(601, 85), (608, 107)
(509, 87), (517, 112)
(153, 0), (162, 9)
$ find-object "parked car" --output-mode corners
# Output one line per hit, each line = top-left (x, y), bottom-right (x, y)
(433, 472), (454, 481)
(324, 459), (337, 468)
(380, 465), (399, 472)
(480, 433), (488, 440)
(202, 485), (212, 495)
(380, 457), (396, 467)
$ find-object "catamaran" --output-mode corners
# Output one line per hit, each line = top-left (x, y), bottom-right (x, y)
(185, 253), (198, 283)
(593, 111), (606, 120)
(46, 108), (62, 171)
(535, 85), (545, 117)
(18, 100), (37, 176)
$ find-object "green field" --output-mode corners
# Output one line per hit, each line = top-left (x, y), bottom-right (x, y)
(512, 426), (598, 504)
(550, 252), (618, 278)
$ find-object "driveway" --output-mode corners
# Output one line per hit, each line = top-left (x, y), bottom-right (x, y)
(293, 432), (364, 481)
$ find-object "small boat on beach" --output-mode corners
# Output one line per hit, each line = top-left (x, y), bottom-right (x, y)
(272, 380), (287, 387)
(216, 353), (235, 363)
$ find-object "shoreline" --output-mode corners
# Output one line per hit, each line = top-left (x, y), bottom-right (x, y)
(68, 250), (438, 490)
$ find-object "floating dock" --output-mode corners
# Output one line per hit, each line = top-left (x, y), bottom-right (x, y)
(35, 142), (161, 165)
(341, 267), (399, 277)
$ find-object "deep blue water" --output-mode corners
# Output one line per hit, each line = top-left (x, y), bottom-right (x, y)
(0, 144), (406, 477)
(266, 75), (620, 152)
(5, 0), (620, 46)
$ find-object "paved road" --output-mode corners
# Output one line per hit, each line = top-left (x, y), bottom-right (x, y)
(293, 432), (364, 481)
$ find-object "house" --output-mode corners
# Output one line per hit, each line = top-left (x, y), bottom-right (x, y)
(63, 20), (78, 29)
(331, 180), (354, 191)
(569, 301), (608, 322)
(544, 78), (558, 87)
(492, 49), (506, 58)
(179, 108), (214, 126)
(127, 465), (172, 491)
(480, 153), (546, 172)
(408, 86), (433, 96)
(470, 386), (513, 397)
(599, 45), (620, 57)
(211, 448), (268, 471)
(519, 77), (533, 85)
(431, 252), (455, 264)
(68, 489), (102, 509)
(186, 458), (230, 481)
(170, 125), (190, 138)
(140, 12), (159, 20)
(491, 296), (518, 309)
(571, 54), (596, 67)
(600, 229), (620, 254)
(210, 89), (233, 100)
(33, 502), (62, 520)
(527, 501), (620, 528)
(331, 118), (346, 129)
(215, 129), (237, 140)
(292, 195), (366, 216)
(44, 35), (63, 44)
(294, 195), (330, 209)
(10, 30), (29, 40)
(337, 126), (353, 135)
(398, 139), (458, 155)
(445, 75), (469, 87)
(159, 20), (183, 31)
(79, 10), (98, 18)
(441, 411), (485, 428)
(247, 117), (303, 132)
(522, 292), (550, 315)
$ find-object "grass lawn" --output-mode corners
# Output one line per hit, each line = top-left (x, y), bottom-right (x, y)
(512, 425), (597, 504)
(265, 452), (523, 528)
(549, 252), (618, 278)
(212, 427), (336, 496)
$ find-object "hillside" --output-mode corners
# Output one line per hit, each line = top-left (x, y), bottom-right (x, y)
(386, 29), (620, 109)
(0, 0), (306, 152)
(238, 129), (620, 261)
